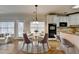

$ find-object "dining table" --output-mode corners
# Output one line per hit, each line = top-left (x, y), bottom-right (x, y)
(28, 32), (44, 53)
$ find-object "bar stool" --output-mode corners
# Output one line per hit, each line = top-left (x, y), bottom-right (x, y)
(63, 39), (75, 54)
(54, 35), (61, 42)
(54, 35), (75, 53)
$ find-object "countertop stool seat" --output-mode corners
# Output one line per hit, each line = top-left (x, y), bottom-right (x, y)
(63, 38), (75, 54)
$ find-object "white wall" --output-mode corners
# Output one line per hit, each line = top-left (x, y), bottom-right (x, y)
(0, 14), (25, 22)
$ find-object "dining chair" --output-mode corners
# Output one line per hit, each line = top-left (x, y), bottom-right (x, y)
(22, 33), (33, 53)
(38, 33), (48, 53)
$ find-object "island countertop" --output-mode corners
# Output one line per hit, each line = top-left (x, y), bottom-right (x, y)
(60, 32), (79, 50)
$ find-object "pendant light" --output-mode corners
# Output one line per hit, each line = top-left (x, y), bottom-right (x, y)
(33, 5), (38, 24)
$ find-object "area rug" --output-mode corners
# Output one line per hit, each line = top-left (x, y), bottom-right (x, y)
(48, 48), (65, 54)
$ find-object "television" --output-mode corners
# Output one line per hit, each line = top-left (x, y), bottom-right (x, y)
(59, 22), (67, 27)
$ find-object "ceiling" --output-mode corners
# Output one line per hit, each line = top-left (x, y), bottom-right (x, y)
(0, 5), (79, 15)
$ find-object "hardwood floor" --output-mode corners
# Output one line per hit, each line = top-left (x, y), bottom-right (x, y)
(0, 40), (64, 54)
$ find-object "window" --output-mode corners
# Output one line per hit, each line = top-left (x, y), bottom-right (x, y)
(30, 22), (45, 33)
(0, 21), (24, 37)
(0, 22), (14, 35)
(18, 22), (24, 37)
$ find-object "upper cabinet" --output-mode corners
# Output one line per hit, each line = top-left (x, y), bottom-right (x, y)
(58, 16), (69, 27)
(47, 15), (68, 27)
(47, 14), (79, 27)
(69, 14), (79, 26)
(58, 16), (67, 22)
(47, 15), (57, 23)
(47, 15), (59, 27)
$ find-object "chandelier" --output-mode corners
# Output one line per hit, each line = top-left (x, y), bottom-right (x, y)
(33, 5), (38, 24)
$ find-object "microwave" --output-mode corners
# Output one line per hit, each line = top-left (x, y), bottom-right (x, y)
(59, 22), (67, 27)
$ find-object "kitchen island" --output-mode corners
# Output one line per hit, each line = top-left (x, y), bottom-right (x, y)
(60, 32), (79, 53)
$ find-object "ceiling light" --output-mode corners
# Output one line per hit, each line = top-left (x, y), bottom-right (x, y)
(33, 5), (39, 24)
(72, 5), (79, 9)
(32, 21), (38, 24)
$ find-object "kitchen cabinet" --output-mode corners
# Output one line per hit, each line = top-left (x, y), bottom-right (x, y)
(69, 15), (76, 25)
(47, 14), (79, 27)
(53, 16), (59, 27)
(47, 15), (69, 27)
(58, 16), (69, 27)
(47, 15), (59, 27)
(69, 14), (79, 26)
(47, 15), (56, 23)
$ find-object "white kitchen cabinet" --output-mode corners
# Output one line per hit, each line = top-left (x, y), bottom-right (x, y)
(53, 15), (59, 27)
(75, 14), (79, 25)
(47, 15), (59, 27)
(69, 15), (76, 25)
(59, 16), (67, 22)
(47, 14), (79, 27)
(69, 14), (79, 26)
(58, 16), (69, 27)
(47, 15), (56, 23)
(47, 15), (69, 27)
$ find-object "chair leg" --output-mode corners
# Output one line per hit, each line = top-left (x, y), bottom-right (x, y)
(42, 43), (45, 53)
(27, 44), (28, 53)
(46, 43), (49, 52)
(73, 47), (76, 54)
(47, 42), (49, 49)
(21, 42), (25, 49)
(66, 47), (69, 54)
(37, 42), (39, 53)
(31, 42), (33, 53)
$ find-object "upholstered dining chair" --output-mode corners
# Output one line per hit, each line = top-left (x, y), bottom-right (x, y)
(22, 33), (33, 52)
(38, 33), (48, 52)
